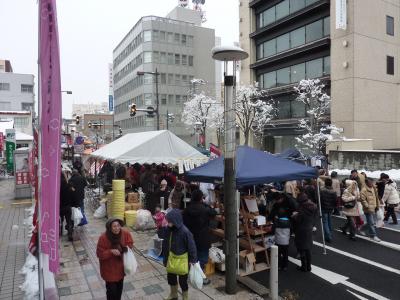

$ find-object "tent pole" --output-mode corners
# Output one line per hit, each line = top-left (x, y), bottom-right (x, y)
(316, 183), (327, 255)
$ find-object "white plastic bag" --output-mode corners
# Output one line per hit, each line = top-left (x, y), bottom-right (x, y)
(209, 247), (225, 263)
(135, 209), (155, 230)
(93, 203), (106, 219)
(72, 207), (83, 226)
(123, 248), (138, 276)
(376, 208), (385, 228)
(189, 262), (206, 290)
(357, 202), (364, 216)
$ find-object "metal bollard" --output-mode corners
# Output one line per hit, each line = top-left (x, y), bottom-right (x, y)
(270, 245), (279, 300)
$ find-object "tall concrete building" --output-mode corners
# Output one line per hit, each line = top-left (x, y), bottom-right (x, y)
(0, 60), (35, 112)
(112, 6), (220, 144)
(240, 0), (400, 151)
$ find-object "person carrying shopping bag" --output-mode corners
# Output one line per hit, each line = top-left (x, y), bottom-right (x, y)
(96, 218), (134, 300)
(163, 209), (197, 300)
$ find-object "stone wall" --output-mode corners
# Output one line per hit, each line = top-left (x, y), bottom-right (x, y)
(329, 150), (400, 171)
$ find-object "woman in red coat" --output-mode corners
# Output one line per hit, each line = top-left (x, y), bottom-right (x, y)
(96, 218), (134, 300)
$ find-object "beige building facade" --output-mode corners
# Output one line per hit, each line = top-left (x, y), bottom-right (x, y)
(240, 0), (400, 150)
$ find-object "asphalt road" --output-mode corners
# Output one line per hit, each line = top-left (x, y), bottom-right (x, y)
(249, 216), (400, 300)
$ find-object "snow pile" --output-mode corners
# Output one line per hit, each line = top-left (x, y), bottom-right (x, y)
(24, 205), (35, 237)
(330, 169), (400, 181)
(19, 253), (39, 300)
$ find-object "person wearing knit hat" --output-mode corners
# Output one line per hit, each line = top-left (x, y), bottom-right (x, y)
(97, 218), (134, 300)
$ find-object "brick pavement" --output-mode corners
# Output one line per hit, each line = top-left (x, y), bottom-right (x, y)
(56, 206), (259, 300)
(0, 179), (31, 300)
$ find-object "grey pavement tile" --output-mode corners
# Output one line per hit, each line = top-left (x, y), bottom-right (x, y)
(123, 281), (135, 292)
(142, 284), (164, 295)
(83, 268), (97, 277)
(58, 287), (72, 296)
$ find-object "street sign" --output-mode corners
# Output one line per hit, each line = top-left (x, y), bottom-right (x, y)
(147, 106), (155, 117)
(5, 129), (16, 173)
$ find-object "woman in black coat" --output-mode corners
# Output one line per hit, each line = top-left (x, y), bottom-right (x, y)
(293, 193), (317, 272)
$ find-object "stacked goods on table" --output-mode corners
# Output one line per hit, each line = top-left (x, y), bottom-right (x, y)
(125, 192), (141, 211)
(109, 180), (125, 220)
(125, 210), (138, 227)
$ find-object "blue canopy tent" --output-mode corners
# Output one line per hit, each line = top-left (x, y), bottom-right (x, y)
(186, 145), (317, 187)
(276, 148), (306, 162)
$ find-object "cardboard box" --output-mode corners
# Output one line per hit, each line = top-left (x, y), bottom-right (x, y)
(239, 250), (256, 274)
(127, 192), (139, 203)
(254, 215), (266, 226)
(205, 259), (215, 276)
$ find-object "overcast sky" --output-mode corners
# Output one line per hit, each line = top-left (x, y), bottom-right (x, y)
(0, 0), (238, 117)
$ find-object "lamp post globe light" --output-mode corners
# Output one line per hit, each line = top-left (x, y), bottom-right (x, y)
(211, 45), (248, 295)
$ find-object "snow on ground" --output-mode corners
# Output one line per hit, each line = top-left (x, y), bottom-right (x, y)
(19, 253), (38, 300)
(330, 169), (400, 181)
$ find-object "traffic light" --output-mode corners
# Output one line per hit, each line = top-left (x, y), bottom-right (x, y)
(88, 121), (92, 129)
(130, 103), (137, 117)
(119, 126), (122, 136)
(75, 115), (80, 125)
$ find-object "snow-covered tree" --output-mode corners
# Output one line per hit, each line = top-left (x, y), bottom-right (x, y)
(181, 92), (222, 145)
(235, 84), (276, 146)
(294, 79), (340, 155)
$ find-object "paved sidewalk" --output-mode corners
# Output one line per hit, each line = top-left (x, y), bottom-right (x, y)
(56, 207), (259, 300)
(0, 179), (31, 300)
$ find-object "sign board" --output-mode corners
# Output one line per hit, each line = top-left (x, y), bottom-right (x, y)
(74, 144), (84, 154)
(14, 150), (30, 185)
(336, 0), (347, 30)
(16, 172), (30, 185)
(75, 136), (84, 145)
(6, 129), (16, 172)
(109, 95), (114, 112)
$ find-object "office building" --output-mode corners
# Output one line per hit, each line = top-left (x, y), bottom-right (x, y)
(112, 6), (220, 144)
(240, 0), (400, 151)
(0, 60), (35, 112)
(72, 102), (109, 117)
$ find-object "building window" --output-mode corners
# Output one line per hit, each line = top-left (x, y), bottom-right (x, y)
(160, 52), (167, 64)
(188, 56), (194, 66)
(182, 55), (188, 66)
(175, 54), (181, 65)
(323, 56), (330, 75)
(276, 0), (289, 20)
(144, 74), (153, 84)
(0, 83), (10, 91)
(306, 58), (323, 78)
(161, 94), (167, 105)
(160, 31), (166, 41)
(14, 117), (29, 128)
(143, 30), (152, 42)
(21, 84), (33, 93)
(291, 63), (306, 83)
(167, 53), (174, 65)
(168, 94), (174, 105)
(161, 73), (167, 84)
(306, 19), (323, 43)
(278, 101), (291, 119)
(152, 30), (159, 40)
(181, 34), (187, 45)
(21, 103), (33, 111)
(256, 43), (264, 60)
(187, 35), (194, 47)
(277, 67), (290, 86)
(153, 51), (160, 63)
(176, 95), (181, 105)
(276, 33), (290, 53)
(182, 75), (188, 85)
(291, 100), (306, 118)
(386, 16), (394, 36)
(174, 33), (180, 44)
(387, 55), (395, 75)
(324, 17), (330, 36)
(290, 0), (305, 13)
(143, 51), (152, 63)
(175, 74), (181, 85)
(263, 72), (276, 88)
(168, 73), (174, 85)
(167, 32), (174, 43)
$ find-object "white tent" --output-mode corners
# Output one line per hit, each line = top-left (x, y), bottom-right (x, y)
(90, 130), (207, 166)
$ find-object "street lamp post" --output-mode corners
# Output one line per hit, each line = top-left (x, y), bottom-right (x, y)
(212, 45), (248, 295)
(61, 90), (72, 94)
(137, 69), (160, 130)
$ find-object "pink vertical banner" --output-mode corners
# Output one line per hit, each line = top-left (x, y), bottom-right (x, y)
(39, 0), (62, 273)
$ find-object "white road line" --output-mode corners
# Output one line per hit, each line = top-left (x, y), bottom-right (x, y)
(333, 229), (400, 251)
(332, 215), (400, 233)
(288, 257), (390, 300)
(347, 290), (369, 300)
(313, 241), (400, 275)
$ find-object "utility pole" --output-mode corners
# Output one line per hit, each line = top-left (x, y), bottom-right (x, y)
(212, 46), (248, 295)
(155, 67), (159, 130)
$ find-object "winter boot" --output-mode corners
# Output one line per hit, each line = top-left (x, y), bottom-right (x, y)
(165, 285), (178, 300)
(182, 290), (189, 300)
(296, 255), (307, 272)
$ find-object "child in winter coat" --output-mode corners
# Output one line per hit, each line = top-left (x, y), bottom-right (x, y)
(163, 209), (197, 300)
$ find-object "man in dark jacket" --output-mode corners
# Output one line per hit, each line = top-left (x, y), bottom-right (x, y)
(163, 209), (197, 300)
(60, 173), (74, 241)
(99, 161), (114, 185)
(183, 189), (216, 284)
(69, 169), (88, 214)
(320, 178), (337, 243)
(293, 193), (317, 272)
